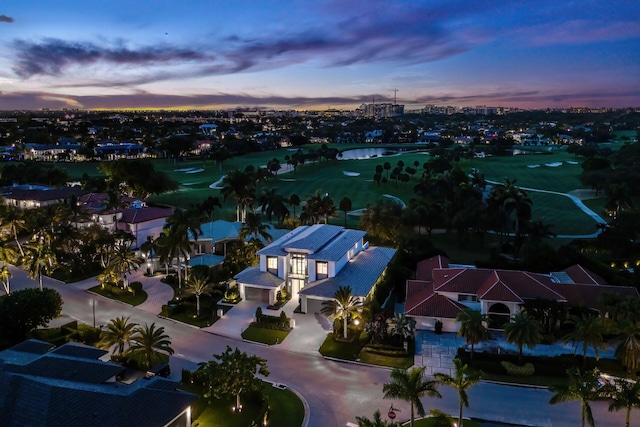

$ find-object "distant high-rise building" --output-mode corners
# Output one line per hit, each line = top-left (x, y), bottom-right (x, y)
(357, 103), (404, 118)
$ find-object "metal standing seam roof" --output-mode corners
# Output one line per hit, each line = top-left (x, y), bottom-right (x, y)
(299, 246), (396, 298)
(282, 224), (344, 253)
(307, 229), (366, 261)
(257, 226), (311, 256)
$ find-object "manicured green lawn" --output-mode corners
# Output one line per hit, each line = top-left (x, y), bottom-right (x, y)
(88, 285), (147, 306)
(51, 144), (616, 236)
(241, 325), (290, 345)
(185, 381), (304, 427)
(319, 333), (365, 361)
(358, 348), (414, 369)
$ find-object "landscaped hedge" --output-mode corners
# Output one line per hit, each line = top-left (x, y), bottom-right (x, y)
(255, 309), (290, 331)
(501, 361), (535, 376)
(365, 343), (408, 357)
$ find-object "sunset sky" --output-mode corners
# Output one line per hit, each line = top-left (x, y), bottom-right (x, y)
(1, 0), (639, 111)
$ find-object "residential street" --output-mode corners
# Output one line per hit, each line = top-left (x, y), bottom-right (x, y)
(8, 267), (634, 427)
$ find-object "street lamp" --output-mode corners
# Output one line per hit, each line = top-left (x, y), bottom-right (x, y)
(89, 298), (96, 328)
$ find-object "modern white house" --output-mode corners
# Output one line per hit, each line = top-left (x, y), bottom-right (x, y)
(234, 224), (396, 311)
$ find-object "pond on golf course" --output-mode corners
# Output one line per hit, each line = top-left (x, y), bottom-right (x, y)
(338, 147), (398, 160)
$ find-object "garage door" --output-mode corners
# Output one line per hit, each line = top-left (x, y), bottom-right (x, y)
(305, 298), (326, 314)
(245, 287), (270, 303)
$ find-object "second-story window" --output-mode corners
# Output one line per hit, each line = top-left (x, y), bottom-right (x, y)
(317, 261), (328, 279)
(290, 253), (307, 276)
(267, 256), (278, 274)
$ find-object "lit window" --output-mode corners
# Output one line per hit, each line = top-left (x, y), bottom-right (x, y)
(317, 261), (328, 278)
(267, 257), (278, 273)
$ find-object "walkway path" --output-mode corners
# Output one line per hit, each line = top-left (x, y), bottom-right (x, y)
(486, 181), (607, 238)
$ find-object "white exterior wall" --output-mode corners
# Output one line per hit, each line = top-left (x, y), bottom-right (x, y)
(259, 255), (267, 272)
(128, 218), (168, 249)
(278, 256), (287, 279)
(437, 291), (481, 311)
(308, 260), (317, 282)
(481, 300), (519, 316)
(334, 253), (349, 276)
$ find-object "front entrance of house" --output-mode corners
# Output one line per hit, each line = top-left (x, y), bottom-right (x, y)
(288, 278), (306, 299)
(487, 303), (511, 329)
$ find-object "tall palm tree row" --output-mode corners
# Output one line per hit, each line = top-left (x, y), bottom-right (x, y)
(434, 358), (481, 427)
(220, 169), (256, 223)
(549, 367), (600, 427)
(383, 366), (441, 427)
(563, 314), (607, 368)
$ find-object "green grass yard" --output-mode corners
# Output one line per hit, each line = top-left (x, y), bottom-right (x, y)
(241, 325), (290, 345)
(88, 285), (147, 306)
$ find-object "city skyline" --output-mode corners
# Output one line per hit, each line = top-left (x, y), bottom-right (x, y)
(1, 0), (639, 111)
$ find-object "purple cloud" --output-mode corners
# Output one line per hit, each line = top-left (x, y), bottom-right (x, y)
(0, 14), (14, 23)
(12, 38), (211, 77)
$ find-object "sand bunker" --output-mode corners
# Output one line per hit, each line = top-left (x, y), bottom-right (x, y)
(383, 194), (406, 208)
(343, 171), (360, 176)
(174, 167), (195, 172)
(185, 168), (204, 174)
(209, 175), (226, 189)
(566, 160), (579, 165)
(545, 162), (563, 167)
(527, 164), (540, 168)
(279, 178), (296, 182)
(182, 182), (201, 186)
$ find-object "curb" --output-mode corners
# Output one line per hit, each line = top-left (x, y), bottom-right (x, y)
(263, 379), (311, 427)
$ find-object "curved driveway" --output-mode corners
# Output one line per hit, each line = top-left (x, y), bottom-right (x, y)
(8, 267), (634, 427)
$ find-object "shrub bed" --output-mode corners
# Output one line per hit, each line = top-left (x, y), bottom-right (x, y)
(501, 361), (535, 376)
(364, 343), (408, 357)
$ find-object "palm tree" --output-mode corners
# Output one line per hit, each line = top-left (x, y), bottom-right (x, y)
(24, 236), (58, 290)
(382, 366), (442, 427)
(614, 319), (640, 373)
(157, 229), (191, 288)
(239, 212), (272, 242)
(386, 313), (415, 347)
(221, 169), (255, 223)
(108, 242), (141, 286)
(339, 196), (352, 227)
(549, 367), (600, 427)
(0, 265), (12, 295)
(563, 314), (606, 368)
(98, 316), (138, 355)
(503, 311), (543, 362)
(456, 308), (489, 361)
(355, 410), (395, 427)
(126, 323), (174, 370)
(434, 358), (481, 427)
(140, 235), (158, 274)
(604, 378), (640, 427)
(289, 193), (301, 218)
(321, 285), (362, 339)
(199, 196), (221, 222)
(184, 274), (215, 316)
(1, 205), (26, 256)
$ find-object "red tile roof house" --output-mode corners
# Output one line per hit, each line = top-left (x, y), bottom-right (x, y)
(405, 255), (639, 333)
(78, 193), (173, 250)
